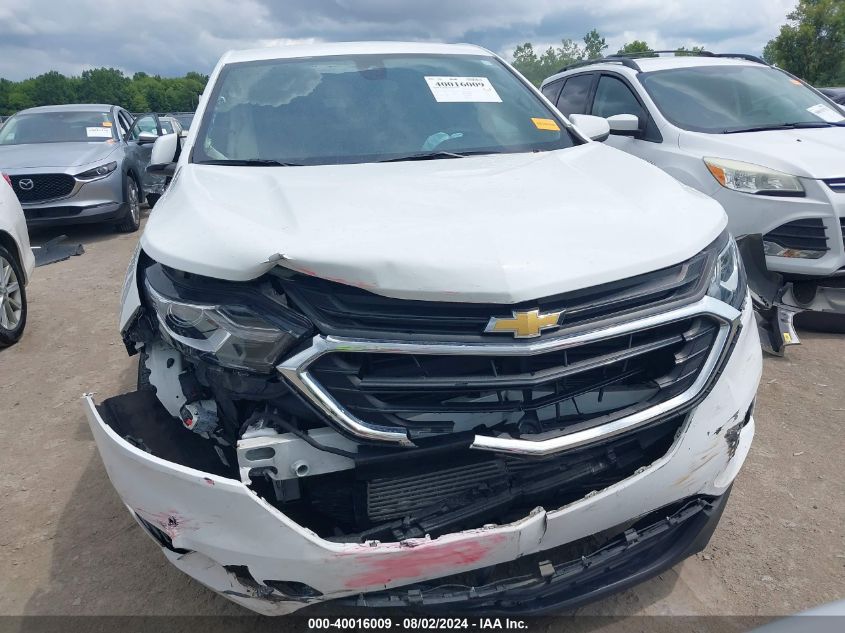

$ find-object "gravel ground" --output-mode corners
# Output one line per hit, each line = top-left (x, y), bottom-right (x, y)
(0, 216), (843, 625)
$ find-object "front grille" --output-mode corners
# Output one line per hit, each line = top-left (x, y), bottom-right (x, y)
(280, 249), (710, 340)
(308, 316), (719, 439)
(840, 217), (845, 244)
(823, 178), (845, 194)
(10, 173), (75, 203)
(764, 218), (828, 252)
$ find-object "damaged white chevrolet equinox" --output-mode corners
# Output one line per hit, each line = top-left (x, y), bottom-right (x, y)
(85, 42), (762, 614)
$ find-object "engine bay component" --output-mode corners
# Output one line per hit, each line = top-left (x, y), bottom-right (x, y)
(180, 399), (219, 436)
(237, 427), (358, 483)
(271, 414), (685, 543)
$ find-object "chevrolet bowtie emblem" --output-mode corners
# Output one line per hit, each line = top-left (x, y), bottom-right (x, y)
(485, 309), (564, 338)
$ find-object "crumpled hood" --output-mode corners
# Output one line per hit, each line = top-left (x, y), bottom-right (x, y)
(0, 141), (119, 170)
(680, 127), (845, 180)
(141, 144), (726, 303)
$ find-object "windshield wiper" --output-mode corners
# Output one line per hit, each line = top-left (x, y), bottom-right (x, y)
(378, 150), (500, 163)
(723, 121), (843, 134)
(195, 159), (302, 166)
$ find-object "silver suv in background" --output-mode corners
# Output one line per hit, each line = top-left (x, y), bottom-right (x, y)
(0, 105), (172, 232)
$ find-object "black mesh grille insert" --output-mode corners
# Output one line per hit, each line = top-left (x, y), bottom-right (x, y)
(308, 316), (720, 438)
(22, 206), (85, 220)
(10, 173), (75, 203)
(280, 249), (711, 340)
(764, 218), (828, 252)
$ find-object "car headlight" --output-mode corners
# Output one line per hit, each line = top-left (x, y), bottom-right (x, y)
(143, 264), (313, 372)
(704, 158), (804, 196)
(75, 161), (118, 182)
(707, 233), (746, 309)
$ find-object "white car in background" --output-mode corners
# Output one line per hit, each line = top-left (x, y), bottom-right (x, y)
(0, 172), (34, 346)
(542, 53), (845, 353)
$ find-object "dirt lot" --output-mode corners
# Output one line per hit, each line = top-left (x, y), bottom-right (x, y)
(0, 216), (843, 624)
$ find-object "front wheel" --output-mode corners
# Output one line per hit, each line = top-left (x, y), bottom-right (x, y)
(116, 175), (141, 233)
(0, 245), (27, 348)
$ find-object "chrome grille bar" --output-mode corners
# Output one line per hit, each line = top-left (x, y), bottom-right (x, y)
(277, 295), (742, 453)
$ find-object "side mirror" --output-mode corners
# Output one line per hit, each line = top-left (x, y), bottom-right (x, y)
(146, 133), (178, 175)
(568, 114), (610, 142)
(137, 131), (159, 144)
(607, 113), (642, 136)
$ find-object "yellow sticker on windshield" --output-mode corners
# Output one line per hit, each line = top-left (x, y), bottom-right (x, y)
(102, 121), (113, 127)
(532, 117), (560, 131)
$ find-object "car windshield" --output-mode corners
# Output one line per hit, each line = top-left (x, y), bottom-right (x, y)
(0, 111), (117, 145)
(192, 53), (576, 166)
(639, 65), (845, 133)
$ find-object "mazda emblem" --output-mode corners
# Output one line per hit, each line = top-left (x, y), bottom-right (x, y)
(17, 178), (34, 191)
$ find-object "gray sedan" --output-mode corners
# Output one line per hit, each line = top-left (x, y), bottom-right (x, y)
(0, 104), (170, 232)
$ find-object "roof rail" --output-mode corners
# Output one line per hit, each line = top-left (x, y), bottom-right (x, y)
(713, 53), (768, 65)
(613, 50), (715, 58)
(556, 56), (641, 74)
(552, 50), (769, 77)
(612, 50), (769, 65)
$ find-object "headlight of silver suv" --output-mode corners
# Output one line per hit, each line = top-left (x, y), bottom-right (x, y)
(75, 161), (118, 182)
(707, 233), (746, 309)
(704, 158), (804, 196)
(143, 263), (313, 372)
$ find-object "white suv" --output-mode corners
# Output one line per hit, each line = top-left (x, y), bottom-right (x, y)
(84, 42), (761, 615)
(542, 53), (845, 353)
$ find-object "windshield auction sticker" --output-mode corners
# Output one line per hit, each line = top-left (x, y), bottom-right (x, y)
(807, 103), (845, 123)
(86, 126), (113, 138)
(531, 117), (560, 131)
(425, 76), (502, 103)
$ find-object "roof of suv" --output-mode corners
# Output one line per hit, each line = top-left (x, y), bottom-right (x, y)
(18, 104), (116, 114)
(221, 41), (492, 65)
(543, 55), (764, 86)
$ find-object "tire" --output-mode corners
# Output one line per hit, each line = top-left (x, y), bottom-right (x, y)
(794, 310), (845, 334)
(116, 174), (141, 233)
(0, 245), (27, 348)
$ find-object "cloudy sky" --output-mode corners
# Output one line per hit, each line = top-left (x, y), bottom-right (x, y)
(0, 0), (796, 80)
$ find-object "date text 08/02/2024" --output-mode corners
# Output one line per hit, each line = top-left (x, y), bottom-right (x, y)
(307, 618), (529, 629)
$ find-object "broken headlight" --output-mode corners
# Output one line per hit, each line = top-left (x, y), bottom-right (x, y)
(143, 263), (313, 372)
(706, 232), (746, 310)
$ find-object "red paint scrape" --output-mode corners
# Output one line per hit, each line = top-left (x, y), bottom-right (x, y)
(342, 534), (508, 589)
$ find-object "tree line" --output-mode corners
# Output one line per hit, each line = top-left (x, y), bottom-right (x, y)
(511, 35), (706, 86)
(0, 0), (841, 116)
(512, 0), (843, 87)
(0, 68), (208, 116)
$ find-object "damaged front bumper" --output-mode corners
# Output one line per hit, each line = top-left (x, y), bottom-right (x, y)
(338, 492), (730, 614)
(82, 297), (760, 615)
(738, 234), (845, 355)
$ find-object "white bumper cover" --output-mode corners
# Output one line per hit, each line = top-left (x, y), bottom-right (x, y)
(84, 300), (761, 615)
